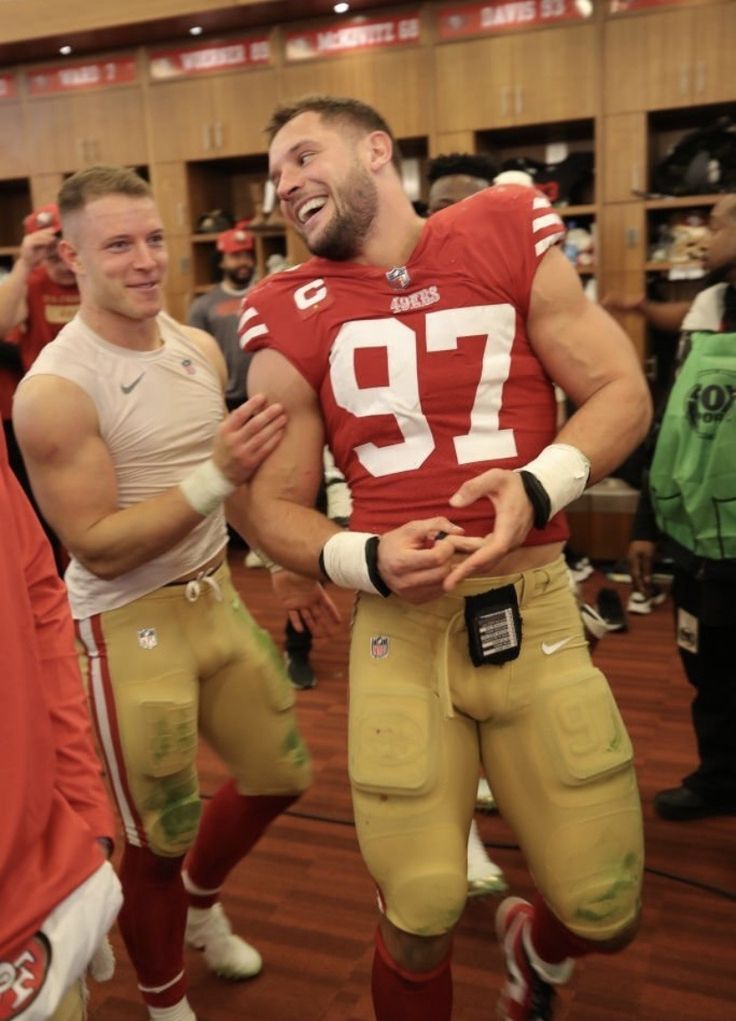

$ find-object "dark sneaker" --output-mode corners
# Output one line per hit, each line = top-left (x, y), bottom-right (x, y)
(596, 587), (628, 632)
(654, 785), (736, 821)
(496, 898), (573, 1021)
(285, 652), (317, 690)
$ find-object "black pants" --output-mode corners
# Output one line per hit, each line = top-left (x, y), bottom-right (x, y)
(285, 616), (313, 657)
(672, 568), (736, 800)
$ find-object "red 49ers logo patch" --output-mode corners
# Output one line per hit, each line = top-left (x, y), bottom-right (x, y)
(0, 933), (51, 1020)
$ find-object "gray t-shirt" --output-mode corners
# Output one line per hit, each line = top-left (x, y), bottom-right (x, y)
(188, 283), (253, 406)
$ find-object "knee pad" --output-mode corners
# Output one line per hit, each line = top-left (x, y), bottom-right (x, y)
(279, 725), (313, 793)
(137, 697), (201, 855)
(530, 669), (644, 942)
(550, 849), (642, 943)
(385, 867), (467, 937)
(144, 773), (202, 857)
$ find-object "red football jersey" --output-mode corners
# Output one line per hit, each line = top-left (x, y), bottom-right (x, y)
(240, 185), (568, 543)
(0, 428), (114, 958)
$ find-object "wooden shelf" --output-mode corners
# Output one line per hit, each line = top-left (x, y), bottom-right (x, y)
(0, 246), (20, 257)
(190, 227), (287, 245)
(645, 260), (706, 275)
(559, 204), (596, 217)
(644, 194), (723, 211)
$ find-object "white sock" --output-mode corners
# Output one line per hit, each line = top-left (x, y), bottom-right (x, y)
(477, 777), (493, 800)
(187, 904), (214, 925)
(148, 997), (197, 1021)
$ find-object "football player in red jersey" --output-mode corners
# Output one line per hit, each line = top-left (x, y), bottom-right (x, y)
(237, 96), (652, 1021)
(0, 426), (121, 1021)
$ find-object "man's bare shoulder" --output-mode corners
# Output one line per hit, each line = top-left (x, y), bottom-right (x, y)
(14, 374), (98, 459)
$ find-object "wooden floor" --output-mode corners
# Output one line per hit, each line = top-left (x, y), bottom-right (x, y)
(89, 553), (736, 1021)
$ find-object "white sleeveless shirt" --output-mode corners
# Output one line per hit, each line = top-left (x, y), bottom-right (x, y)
(21, 312), (228, 618)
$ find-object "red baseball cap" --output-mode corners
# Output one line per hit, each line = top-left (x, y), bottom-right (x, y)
(217, 226), (254, 254)
(23, 202), (62, 236)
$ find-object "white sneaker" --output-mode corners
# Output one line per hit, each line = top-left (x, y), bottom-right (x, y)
(185, 903), (263, 981)
(475, 776), (497, 812)
(580, 602), (609, 641)
(466, 819), (507, 898)
(148, 1000), (197, 1021)
(627, 585), (667, 615)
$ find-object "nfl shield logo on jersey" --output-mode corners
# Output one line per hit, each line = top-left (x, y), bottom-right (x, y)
(370, 635), (389, 660)
(137, 627), (158, 651)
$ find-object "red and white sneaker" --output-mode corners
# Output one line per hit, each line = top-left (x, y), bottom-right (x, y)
(495, 898), (574, 1021)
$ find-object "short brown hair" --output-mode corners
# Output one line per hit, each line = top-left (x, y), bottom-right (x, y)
(265, 95), (402, 172)
(59, 165), (152, 223)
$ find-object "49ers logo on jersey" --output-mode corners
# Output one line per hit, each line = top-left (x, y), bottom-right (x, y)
(0, 933), (51, 1020)
(389, 286), (440, 314)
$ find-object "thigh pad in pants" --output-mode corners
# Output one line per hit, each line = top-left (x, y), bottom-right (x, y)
(489, 643), (644, 943)
(348, 600), (472, 937)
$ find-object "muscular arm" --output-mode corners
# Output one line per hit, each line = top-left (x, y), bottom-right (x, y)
(528, 247), (652, 482)
(13, 328), (286, 579)
(242, 349), (477, 603)
(446, 247), (652, 586)
(236, 348), (338, 577)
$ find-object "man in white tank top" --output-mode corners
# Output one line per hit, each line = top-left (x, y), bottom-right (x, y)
(13, 166), (336, 1021)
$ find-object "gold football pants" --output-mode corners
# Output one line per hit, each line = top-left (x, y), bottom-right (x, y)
(77, 562), (311, 856)
(348, 556), (643, 941)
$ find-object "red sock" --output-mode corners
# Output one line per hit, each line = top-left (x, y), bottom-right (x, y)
(530, 893), (606, 964)
(184, 780), (298, 906)
(371, 926), (453, 1021)
(118, 845), (188, 1008)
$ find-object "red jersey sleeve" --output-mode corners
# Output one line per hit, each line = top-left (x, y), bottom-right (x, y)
(8, 457), (115, 844)
(238, 266), (335, 392)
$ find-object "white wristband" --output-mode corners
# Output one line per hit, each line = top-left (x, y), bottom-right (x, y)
(518, 443), (590, 518)
(320, 531), (385, 595)
(179, 458), (236, 517)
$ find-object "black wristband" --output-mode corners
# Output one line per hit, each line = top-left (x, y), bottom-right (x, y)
(318, 547), (331, 582)
(519, 470), (552, 530)
(364, 535), (392, 597)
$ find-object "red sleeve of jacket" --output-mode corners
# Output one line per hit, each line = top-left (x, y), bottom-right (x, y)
(9, 462), (116, 845)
